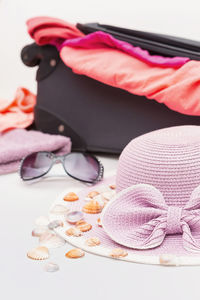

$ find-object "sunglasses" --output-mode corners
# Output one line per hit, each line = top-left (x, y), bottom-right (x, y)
(19, 151), (104, 183)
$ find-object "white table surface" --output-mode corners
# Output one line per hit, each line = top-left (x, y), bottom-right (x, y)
(1, 0), (200, 298)
(1, 155), (200, 300)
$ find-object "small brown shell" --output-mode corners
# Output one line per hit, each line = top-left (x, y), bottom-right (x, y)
(96, 218), (102, 227)
(109, 184), (116, 190)
(65, 227), (82, 237)
(87, 191), (100, 198)
(76, 221), (92, 232)
(82, 200), (103, 214)
(85, 237), (101, 247)
(65, 248), (85, 259)
(27, 246), (49, 260)
(63, 192), (79, 202)
(110, 248), (128, 258)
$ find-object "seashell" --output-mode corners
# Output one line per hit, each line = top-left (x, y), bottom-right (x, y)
(75, 219), (86, 226)
(65, 248), (85, 259)
(82, 199), (103, 214)
(65, 211), (84, 224)
(35, 216), (49, 227)
(65, 227), (82, 237)
(76, 221), (92, 232)
(93, 194), (105, 207)
(96, 218), (102, 227)
(39, 232), (66, 248)
(44, 262), (59, 272)
(32, 227), (50, 237)
(87, 191), (100, 199)
(48, 220), (63, 230)
(110, 248), (128, 258)
(50, 204), (70, 216)
(101, 190), (116, 201)
(159, 254), (179, 266)
(63, 192), (79, 202)
(109, 184), (116, 190)
(84, 197), (92, 202)
(27, 246), (49, 260)
(85, 237), (101, 246)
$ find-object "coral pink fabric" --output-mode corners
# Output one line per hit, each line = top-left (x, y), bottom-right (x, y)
(27, 17), (200, 116)
(27, 16), (84, 46)
(63, 31), (189, 68)
(60, 45), (200, 116)
(0, 87), (36, 132)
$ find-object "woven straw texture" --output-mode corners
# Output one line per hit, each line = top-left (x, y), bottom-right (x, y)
(49, 126), (200, 265)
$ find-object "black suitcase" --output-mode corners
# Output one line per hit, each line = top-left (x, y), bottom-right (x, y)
(21, 23), (200, 154)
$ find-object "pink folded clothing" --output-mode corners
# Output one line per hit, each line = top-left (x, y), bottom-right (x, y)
(27, 17), (200, 116)
(62, 31), (189, 68)
(27, 16), (84, 46)
(60, 43), (200, 116)
(0, 87), (36, 132)
(0, 129), (71, 175)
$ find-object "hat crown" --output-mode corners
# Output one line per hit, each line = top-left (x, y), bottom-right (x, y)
(117, 126), (200, 207)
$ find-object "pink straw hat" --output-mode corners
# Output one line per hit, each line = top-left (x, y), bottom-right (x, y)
(50, 125), (200, 266)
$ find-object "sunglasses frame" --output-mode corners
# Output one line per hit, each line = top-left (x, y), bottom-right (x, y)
(19, 151), (104, 184)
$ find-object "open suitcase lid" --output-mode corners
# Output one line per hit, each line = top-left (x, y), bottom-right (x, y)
(77, 22), (200, 60)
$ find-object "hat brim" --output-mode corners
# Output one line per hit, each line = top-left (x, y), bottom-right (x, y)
(49, 173), (200, 266)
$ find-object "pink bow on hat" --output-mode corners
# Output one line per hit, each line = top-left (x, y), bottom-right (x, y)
(102, 184), (200, 253)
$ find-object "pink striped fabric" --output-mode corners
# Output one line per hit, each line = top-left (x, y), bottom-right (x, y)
(102, 125), (200, 253)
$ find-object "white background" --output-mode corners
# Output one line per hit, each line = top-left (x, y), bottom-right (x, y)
(1, 0), (200, 299)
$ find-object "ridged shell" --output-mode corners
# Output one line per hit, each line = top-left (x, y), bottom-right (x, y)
(87, 191), (100, 199)
(63, 192), (79, 202)
(43, 262), (59, 272)
(48, 220), (64, 230)
(65, 211), (84, 224)
(50, 204), (70, 216)
(65, 227), (82, 237)
(82, 200), (103, 214)
(101, 190), (116, 201)
(32, 227), (50, 237)
(93, 194), (105, 206)
(39, 232), (65, 248)
(27, 246), (49, 260)
(85, 237), (101, 246)
(110, 248), (128, 258)
(75, 221), (92, 232)
(65, 248), (85, 259)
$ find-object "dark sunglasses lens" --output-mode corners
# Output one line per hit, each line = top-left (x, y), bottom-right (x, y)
(21, 152), (52, 180)
(64, 153), (100, 182)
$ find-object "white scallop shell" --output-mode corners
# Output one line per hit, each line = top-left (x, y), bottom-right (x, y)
(93, 194), (105, 207)
(35, 216), (49, 227)
(39, 232), (66, 248)
(101, 190), (116, 201)
(43, 262), (59, 272)
(32, 226), (50, 237)
(50, 204), (70, 216)
(27, 246), (49, 260)
(85, 237), (101, 246)
(48, 220), (63, 230)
